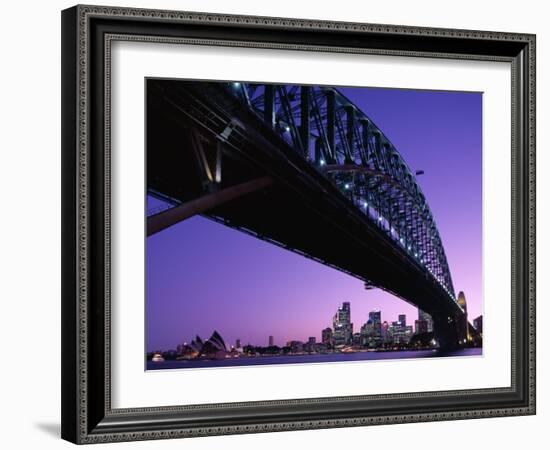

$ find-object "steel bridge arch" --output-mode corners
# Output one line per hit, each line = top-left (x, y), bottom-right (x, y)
(229, 82), (456, 301)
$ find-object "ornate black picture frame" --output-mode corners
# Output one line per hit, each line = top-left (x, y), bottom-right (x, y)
(61, 4), (536, 444)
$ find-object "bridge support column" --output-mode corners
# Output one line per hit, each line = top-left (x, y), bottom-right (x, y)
(372, 130), (383, 171)
(326, 89), (336, 158)
(432, 312), (466, 351)
(147, 176), (273, 236)
(264, 85), (275, 128)
(189, 128), (225, 193)
(345, 105), (355, 164)
(359, 118), (370, 165)
(300, 86), (310, 157)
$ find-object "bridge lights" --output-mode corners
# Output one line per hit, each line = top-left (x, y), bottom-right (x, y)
(344, 183), (351, 190)
(407, 245), (411, 251)
(284, 125), (291, 132)
(319, 159), (326, 166)
(378, 216), (383, 222)
(232, 82), (241, 87)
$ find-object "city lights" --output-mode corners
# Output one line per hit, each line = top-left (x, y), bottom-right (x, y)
(146, 80), (484, 371)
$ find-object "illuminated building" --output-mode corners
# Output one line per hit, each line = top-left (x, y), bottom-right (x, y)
(322, 327), (333, 347)
(306, 336), (316, 352)
(287, 340), (304, 353)
(187, 331), (229, 359)
(398, 314), (406, 326)
(360, 320), (374, 347)
(473, 315), (483, 335)
(333, 302), (353, 346)
(389, 323), (413, 345)
(369, 310), (382, 347)
(381, 321), (391, 344)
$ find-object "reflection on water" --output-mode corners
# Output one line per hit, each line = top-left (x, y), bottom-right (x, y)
(146, 347), (482, 371)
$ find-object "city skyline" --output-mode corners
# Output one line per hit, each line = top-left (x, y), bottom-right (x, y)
(148, 300), (482, 369)
(151, 300), (436, 351)
(147, 84), (482, 353)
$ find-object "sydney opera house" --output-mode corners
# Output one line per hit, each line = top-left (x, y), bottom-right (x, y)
(176, 330), (231, 360)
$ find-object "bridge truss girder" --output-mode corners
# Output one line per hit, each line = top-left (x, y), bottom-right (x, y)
(231, 82), (456, 300)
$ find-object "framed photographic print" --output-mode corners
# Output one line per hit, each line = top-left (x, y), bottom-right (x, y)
(61, 4), (536, 444)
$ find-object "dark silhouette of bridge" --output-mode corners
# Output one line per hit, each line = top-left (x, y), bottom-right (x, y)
(146, 79), (475, 349)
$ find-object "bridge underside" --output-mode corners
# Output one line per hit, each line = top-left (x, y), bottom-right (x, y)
(147, 79), (469, 349)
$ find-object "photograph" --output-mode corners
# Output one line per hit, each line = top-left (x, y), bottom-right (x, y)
(145, 79), (484, 370)
(57, 3), (536, 444)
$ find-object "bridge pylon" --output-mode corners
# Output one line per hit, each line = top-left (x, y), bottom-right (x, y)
(432, 311), (468, 350)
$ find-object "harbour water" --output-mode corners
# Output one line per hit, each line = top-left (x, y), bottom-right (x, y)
(147, 347), (482, 370)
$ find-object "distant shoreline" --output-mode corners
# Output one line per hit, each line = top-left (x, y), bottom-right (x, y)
(146, 347), (483, 370)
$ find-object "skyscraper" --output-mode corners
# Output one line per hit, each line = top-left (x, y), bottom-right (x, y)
(322, 327), (333, 347)
(398, 314), (406, 327)
(368, 310), (382, 347)
(473, 315), (483, 335)
(333, 302), (353, 346)
(360, 320), (374, 347)
(381, 321), (391, 344)
(268, 335), (274, 347)
(369, 310), (381, 324)
(306, 336), (316, 353)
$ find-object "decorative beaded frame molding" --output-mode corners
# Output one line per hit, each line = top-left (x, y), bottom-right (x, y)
(61, 4), (536, 444)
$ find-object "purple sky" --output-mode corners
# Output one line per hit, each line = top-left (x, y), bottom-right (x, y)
(146, 85), (482, 351)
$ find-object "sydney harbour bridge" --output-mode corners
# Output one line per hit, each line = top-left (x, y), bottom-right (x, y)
(146, 79), (475, 349)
